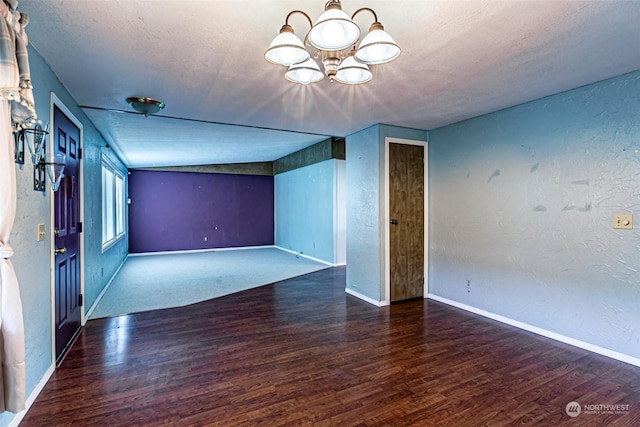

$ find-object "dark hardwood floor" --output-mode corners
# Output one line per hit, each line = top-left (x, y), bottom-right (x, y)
(22, 267), (640, 426)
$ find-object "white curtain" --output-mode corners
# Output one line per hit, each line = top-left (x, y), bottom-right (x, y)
(0, 0), (34, 413)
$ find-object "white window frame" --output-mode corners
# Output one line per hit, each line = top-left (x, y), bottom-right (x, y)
(101, 154), (126, 251)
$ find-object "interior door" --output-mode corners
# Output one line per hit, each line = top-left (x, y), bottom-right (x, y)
(53, 105), (82, 362)
(389, 142), (424, 302)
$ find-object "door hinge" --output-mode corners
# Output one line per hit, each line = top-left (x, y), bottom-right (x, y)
(78, 294), (83, 307)
(78, 222), (83, 233)
(78, 147), (83, 159)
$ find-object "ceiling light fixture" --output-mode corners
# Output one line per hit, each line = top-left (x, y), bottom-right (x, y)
(265, 0), (400, 85)
(126, 97), (165, 117)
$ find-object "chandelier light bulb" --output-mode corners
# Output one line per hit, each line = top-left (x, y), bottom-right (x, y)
(285, 58), (324, 85)
(265, 25), (310, 66)
(320, 21), (346, 48)
(355, 22), (400, 65)
(297, 69), (314, 85)
(279, 48), (303, 67)
(335, 50), (372, 85)
(308, 2), (359, 51)
(364, 43), (387, 62)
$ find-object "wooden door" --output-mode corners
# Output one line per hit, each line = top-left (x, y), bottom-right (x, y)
(53, 105), (82, 362)
(389, 143), (424, 302)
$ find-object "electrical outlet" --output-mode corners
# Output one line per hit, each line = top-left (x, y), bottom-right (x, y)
(613, 214), (633, 229)
(466, 279), (471, 293)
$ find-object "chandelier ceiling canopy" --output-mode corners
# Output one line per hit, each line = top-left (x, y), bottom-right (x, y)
(265, 0), (400, 85)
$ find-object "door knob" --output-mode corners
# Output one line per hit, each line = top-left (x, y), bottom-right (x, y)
(55, 247), (67, 254)
(390, 219), (398, 225)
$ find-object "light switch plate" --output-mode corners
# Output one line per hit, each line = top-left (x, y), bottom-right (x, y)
(37, 223), (46, 241)
(613, 214), (633, 229)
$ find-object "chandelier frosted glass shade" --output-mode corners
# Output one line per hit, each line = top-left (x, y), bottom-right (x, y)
(308, 6), (360, 51)
(285, 58), (325, 85)
(335, 54), (372, 85)
(264, 26), (310, 66)
(355, 23), (401, 64)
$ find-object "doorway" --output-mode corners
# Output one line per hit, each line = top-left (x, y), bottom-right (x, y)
(50, 94), (84, 363)
(385, 138), (428, 303)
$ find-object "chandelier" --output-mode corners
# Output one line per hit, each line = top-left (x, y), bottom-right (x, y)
(265, 0), (400, 85)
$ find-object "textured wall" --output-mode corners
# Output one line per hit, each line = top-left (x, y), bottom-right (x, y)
(429, 71), (640, 359)
(8, 46), (50, 425)
(83, 141), (129, 313)
(2, 46), (129, 426)
(83, 144), (128, 309)
(345, 125), (429, 303)
(345, 126), (383, 301)
(274, 159), (344, 264)
(128, 170), (274, 253)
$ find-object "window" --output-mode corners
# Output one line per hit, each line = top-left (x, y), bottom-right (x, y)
(102, 155), (126, 250)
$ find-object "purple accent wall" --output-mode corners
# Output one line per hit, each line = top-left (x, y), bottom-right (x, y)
(128, 170), (274, 253)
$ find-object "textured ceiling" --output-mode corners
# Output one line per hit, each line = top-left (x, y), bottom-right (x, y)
(19, 0), (640, 168)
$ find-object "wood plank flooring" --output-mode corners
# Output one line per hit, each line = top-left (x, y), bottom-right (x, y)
(22, 267), (640, 426)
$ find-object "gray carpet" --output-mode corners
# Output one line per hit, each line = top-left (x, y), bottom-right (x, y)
(89, 247), (328, 319)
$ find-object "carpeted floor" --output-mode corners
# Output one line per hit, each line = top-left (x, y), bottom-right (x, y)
(89, 247), (329, 319)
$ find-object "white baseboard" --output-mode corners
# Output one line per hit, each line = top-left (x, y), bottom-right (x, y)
(275, 246), (335, 267)
(131, 246), (335, 268)
(9, 363), (55, 427)
(129, 245), (275, 257)
(428, 294), (640, 368)
(345, 288), (387, 307)
(84, 256), (128, 322)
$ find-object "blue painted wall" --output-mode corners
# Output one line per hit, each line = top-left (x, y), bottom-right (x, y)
(345, 125), (428, 302)
(345, 126), (384, 301)
(8, 37), (638, 427)
(2, 46), (128, 426)
(28, 47), (128, 320)
(275, 159), (344, 264)
(429, 70), (640, 359)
